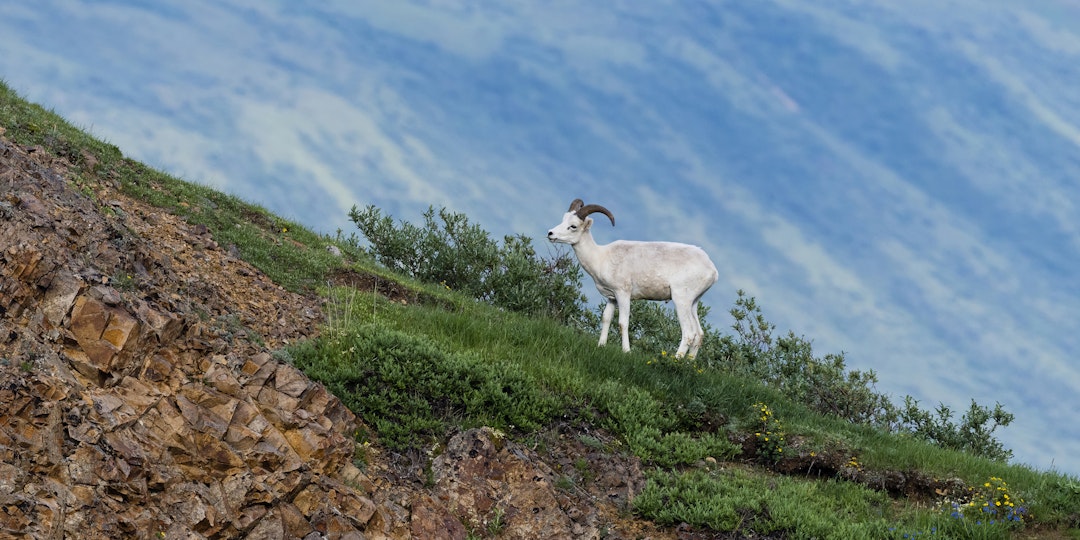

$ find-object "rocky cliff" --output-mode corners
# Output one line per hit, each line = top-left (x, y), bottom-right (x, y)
(0, 135), (666, 539)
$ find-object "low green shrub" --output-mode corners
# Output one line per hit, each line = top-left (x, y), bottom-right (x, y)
(348, 204), (592, 328)
(634, 468), (898, 538)
(898, 398), (1015, 462)
(289, 324), (561, 450)
(627, 428), (739, 468)
(715, 291), (897, 428)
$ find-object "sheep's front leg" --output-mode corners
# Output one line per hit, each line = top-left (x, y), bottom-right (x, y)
(616, 292), (631, 352)
(686, 299), (705, 358)
(598, 300), (615, 347)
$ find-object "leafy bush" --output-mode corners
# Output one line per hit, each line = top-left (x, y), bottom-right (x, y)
(720, 293), (1018, 461)
(715, 291), (898, 428)
(898, 397), (1015, 462)
(348, 204), (592, 327)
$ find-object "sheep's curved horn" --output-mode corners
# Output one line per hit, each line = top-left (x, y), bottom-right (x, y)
(568, 199), (584, 212)
(576, 204), (615, 226)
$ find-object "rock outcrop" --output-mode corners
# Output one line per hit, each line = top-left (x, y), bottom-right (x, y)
(0, 137), (380, 538)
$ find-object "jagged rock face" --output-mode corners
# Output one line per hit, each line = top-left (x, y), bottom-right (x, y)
(429, 427), (597, 539)
(0, 138), (377, 538)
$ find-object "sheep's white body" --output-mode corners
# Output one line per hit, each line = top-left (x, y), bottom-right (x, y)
(547, 200), (718, 358)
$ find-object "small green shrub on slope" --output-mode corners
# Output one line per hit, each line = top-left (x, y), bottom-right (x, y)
(634, 468), (901, 539)
(714, 291), (897, 429)
(290, 324), (561, 450)
(898, 397), (1015, 463)
(349, 204), (592, 328)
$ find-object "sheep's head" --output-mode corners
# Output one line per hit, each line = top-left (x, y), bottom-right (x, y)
(547, 199), (615, 245)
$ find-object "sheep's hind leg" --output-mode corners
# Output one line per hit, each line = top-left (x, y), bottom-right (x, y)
(674, 337), (690, 359)
(672, 296), (697, 358)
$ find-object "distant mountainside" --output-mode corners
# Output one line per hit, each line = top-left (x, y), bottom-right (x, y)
(1, 0), (1079, 474)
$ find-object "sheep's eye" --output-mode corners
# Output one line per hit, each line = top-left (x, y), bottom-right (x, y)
(569, 225), (577, 230)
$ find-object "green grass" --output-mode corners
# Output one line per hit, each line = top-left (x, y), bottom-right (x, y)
(3, 79), (1079, 538)
(634, 467), (900, 538)
(635, 465), (1046, 539)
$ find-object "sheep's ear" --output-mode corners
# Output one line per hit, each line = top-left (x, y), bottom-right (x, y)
(582, 217), (593, 231)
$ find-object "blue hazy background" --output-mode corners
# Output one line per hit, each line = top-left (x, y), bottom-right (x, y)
(2, 1), (1079, 475)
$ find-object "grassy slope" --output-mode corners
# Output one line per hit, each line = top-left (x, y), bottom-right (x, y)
(2, 80), (1078, 539)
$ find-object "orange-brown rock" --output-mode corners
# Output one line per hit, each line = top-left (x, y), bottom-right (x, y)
(430, 427), (587, 539)
(0, 135), (379, 538)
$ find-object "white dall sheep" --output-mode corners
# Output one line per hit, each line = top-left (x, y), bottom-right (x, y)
(547, 199), (719, 358)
